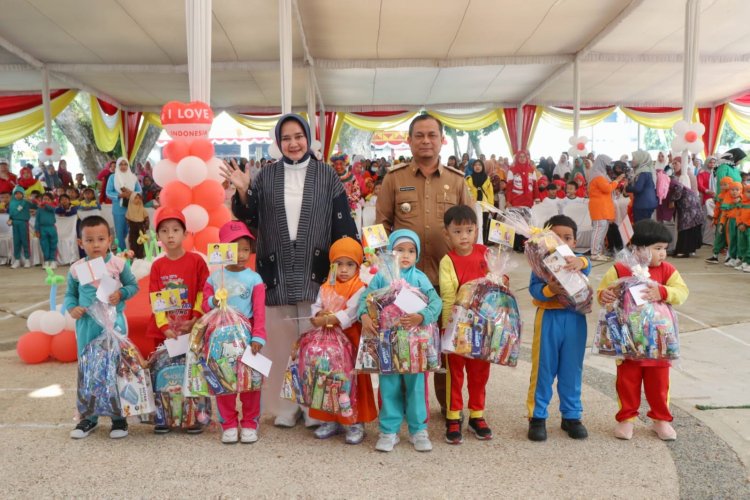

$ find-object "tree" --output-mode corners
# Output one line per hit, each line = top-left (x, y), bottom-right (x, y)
(445, 122), (500, 159)
(643, 128), (675, 152)
(337, 123), (374, 157)
(718, 122), (743, 148)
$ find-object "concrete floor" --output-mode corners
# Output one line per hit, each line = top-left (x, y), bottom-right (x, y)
(0, 247), (748, 498)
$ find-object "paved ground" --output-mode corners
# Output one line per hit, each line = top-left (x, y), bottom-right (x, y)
(0, 247), (748, 498)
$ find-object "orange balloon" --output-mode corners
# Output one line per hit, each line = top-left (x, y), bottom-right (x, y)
(163, 140), (191, 163)
(189, 139), (215, 161)
(208, 205), (232, 228)
(50, 330), (78, 362)
(193, 180), (224, 211)
(159, 182), (193, 210)
(194, 226), (220, 255)
(17, 331), (52, 364)
(182, 232), (195, 252)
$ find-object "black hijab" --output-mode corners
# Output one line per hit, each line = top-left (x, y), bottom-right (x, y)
(470, 159), (488, 200)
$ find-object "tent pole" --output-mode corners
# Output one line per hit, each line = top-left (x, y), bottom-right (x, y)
(279, 0), (293, 114)
(682, 0), (701, 167)
(41, 66), (52, 145)
(516, 106), (523, 152)
(573, 57), (581, 139)
(185, 0), (212, 103)
(319, 106), (327, 159)
(307, 71), (317, 138)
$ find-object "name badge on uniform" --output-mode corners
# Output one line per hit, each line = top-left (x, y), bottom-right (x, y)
(399, 186), (416, 192)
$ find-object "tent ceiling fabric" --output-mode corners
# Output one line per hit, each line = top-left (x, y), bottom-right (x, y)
(0, 0), (749, 111)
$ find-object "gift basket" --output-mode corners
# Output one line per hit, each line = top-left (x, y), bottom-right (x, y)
(280, 289), (358, 417)
(442, 246), (522, 366)
(355, 255), (441, 374)
(501, 210), (593, 313)
(592, 249), (680, 360)
(184, 301), (263, 396)
(77, 300), (155, 419)
(149, 346), (211, 429)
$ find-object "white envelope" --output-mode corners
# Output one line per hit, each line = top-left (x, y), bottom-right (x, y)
(95, 273), (121, 303)
(394, 288), (427, 314)
(164, 334), (189, 357)
(241, 349), (272, 377)
(628, 284), (650, 306)
(76, 257), (106, 285)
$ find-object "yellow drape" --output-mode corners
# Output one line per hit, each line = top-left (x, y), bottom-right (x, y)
(129, 113), (162, 163)
(620, 107), (689, 129)
(342, 111), (417, 131)
(427, 108), (502, 131)
(228, 113), (282, 132)
(327, 112), (345, 161)
(0, 90), (78, 147)
(89, 95), (123, 152)
(540, 106), (616, 129)
(723, 103), (750, 141)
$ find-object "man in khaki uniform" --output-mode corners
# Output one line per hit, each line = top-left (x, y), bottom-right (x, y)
(376, 114), (471, 417)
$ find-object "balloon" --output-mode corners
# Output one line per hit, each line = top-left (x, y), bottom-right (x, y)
(27, 309), (46, 331)
(159, 182), (193, 210)
(182, 232), (195, 252)
(182, 204), (209, 233)
(163, 140), (191, 163)
(50, 330), (77, 362)
(64, 310), (76, 331)
(207, 205), (232, 228)
(194, 226), (220, 255)
(16, 331), (52, 364)
(40, 311), (66, 335)
(152, 159), (177, 188)
(268, 143), (281, 160)
(205, 157), (224, 182)
(189, 139), (215, 161)
(192, 180), (224, 210)
(176, 156), (208, 187)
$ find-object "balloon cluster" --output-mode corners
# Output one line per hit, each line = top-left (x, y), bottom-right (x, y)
(153, 101), (232, 254)
(16, 269), (77, 364)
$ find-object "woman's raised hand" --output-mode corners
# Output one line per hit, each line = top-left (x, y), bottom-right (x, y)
(220, 158), (251, 193)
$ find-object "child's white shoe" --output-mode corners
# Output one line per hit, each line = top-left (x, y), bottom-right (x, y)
(651, 420), (677, 441)
(314, 422), (342, 439)
(49, 261), (57, 269)
(725, 258), (738, 267)
(22, 258), (30, 268)
(240, 427), (258, 444)
(614, 421), (634, 440)
(221, 427), (239, 444)
(375, 433), (399, 452)
(743, 263), (750, 273)
(409, 430), (433, 452)
(10, 260), (19, 269)
(345, 423), (365, 445)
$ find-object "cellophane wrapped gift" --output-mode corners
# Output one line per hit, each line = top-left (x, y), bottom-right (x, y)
(592, 249), (680, 360)
(442, 246), (522, 366)
(149, 346), (211, 429)
(502, 210), (593, 313)
(355, 254), (441, 374)
(280, 289), (358, 418)
(77, 301), (155, 419)
(184, 304), (263, 396)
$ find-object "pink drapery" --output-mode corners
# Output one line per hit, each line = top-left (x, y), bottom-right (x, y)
(503, 105), (538, 155)
(697, 104), (725, 157)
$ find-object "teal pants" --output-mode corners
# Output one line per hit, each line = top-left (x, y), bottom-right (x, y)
(378, 373), (428, 435)
(738, 226), (750, 264)
(38, 225), (58, 262)
(12, 221), (30, 259)
(728, 218), (738, 259)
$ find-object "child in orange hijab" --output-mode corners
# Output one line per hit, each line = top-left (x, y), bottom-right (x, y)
(308, 237), (377, 444)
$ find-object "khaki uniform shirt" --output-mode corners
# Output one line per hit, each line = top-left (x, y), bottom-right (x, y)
(376, 162), (471, 285)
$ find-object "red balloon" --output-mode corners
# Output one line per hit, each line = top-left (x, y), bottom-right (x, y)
(182, 232), (195, 252)
(163, 140), (191, 163)
(208, 205), (232, 228)
(193, 180), (224, 211)
(50, 330), (77, 362)
(194, 226), (220, 255)
(159, 182), (193, 210)
(17, 331), (52, 364)
(189, 139), (215, 161)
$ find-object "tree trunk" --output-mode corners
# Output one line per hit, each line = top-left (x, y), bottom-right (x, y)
(54, 97), (113, 186)
(469, 131), (483, 157)
(131, 125), (161, 167)
(0, 145), (13, 164)
(447, 128), (461, 159)
(338, 123), (374, 158)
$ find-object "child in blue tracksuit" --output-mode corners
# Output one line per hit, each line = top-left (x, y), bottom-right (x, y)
(527, 215), (591, 442)
(8, 185), (31, 268)
(64, 215), (139, 440)
(358, 229), (442, 453)
(35, 192), (58, 268)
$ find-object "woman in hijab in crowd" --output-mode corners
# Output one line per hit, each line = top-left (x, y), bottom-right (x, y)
(553, 152), (572, 178)
(697, 156), (717, 204)
(626, 150), (658, 222)
(506, 150), (540, 208)
(466, 159), (494, 237)
(105, 157), (142, 249)
(97, 160), (115, 205)
(673, 155), (697, 191)
(42, 163), (62, 190)
(654, 151), (669, 172)
(536, 157), (553, 180)
(141, 175), (160, 207)
(668, 168), (704, 257)
(57, 160), (73, 188)
(447, 155), (458, 168)
(588, 154), (626, 261)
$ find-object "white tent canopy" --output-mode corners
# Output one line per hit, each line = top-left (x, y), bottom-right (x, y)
(1, 0), (749, 112)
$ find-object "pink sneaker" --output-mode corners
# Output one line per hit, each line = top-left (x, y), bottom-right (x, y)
(651, 420), (677, 441)
(614, 421), (634, 440)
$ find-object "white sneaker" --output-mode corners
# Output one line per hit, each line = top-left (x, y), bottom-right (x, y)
(240, 427), (258, 444)
(409, 430), (433, 452)
(725, 258), (738, 267)
(49, 261), (57, 269)
(375, 433), (400, 452)
(22, 258), (30, 268)
(10, 260), (20, 269)
(274, 409), (301, 428)
(345, 423), (365, 445)
(743, 264), (750, 273)
(735, 262), (745, 270)
(221, 427), (239, 444)
(314, 422), (342, 439)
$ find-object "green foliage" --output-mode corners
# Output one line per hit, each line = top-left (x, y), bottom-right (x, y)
(643, 128), (675, 151)
(718, 122), (743, 148)
(21, 122), (69, 155)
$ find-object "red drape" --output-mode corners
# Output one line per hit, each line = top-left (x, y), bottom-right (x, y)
(351, 110), (409, 117)
(96, 98), (119, 116)
(0, 89), (67, 116)
(697, 104), (725, 157)
(504, 105), (537, 155)
(122, 111), (142, 158)
(625, 106), (681, 113)
(733, 93), (750, 106)
(315, 111), (337, 161)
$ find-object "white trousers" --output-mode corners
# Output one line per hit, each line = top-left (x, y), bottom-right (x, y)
(591, 220), (609, 256)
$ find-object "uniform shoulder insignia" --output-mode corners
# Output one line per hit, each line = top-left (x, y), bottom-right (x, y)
(444, 165), (465, 176)
(389, 162), (410, 172)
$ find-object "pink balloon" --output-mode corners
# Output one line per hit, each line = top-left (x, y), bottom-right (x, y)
(182, 204), (209, 233)
(208, 205), (232, 228)
(152, 159), (177, 188)
(159, 182), (193, 210)
(164, 140), (190, 163)
(189, 139), (215, 161)
(194, 226), (220, 255)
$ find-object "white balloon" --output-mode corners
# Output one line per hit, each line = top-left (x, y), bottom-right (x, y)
(205, 157), (224, 182)
(152, 159), (177, 188)
(176, 156), (208, 187)
(64, 311), (77, 331)
(40, 311), (66, 335)
(27, 309), (46, 331)
(182, 204), (209, 233)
